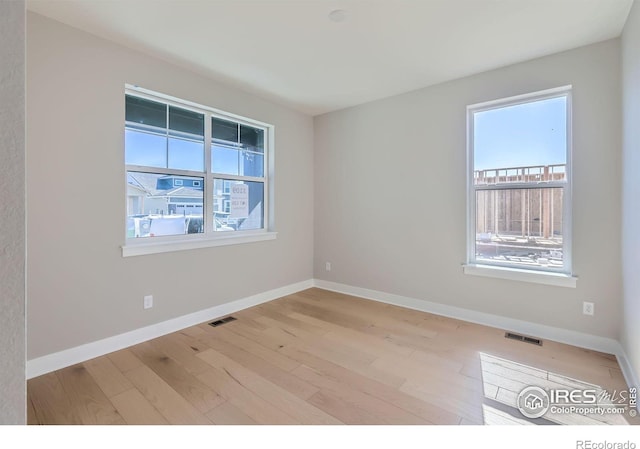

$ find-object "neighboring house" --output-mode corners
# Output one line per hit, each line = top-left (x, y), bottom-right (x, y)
(127, 172), (204, 216)
(127, 172), (262, 231)
(126, 182), (148, 216)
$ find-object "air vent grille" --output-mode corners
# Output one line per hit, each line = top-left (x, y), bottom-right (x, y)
(209, 316), (237, 327)
(505, 332), (542, 346)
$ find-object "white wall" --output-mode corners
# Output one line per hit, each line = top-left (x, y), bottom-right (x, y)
(314, 39), (622, 339)
(621, 0), (640, 383)
(0, 0), (26, 424)
(26, 13), (314, 360)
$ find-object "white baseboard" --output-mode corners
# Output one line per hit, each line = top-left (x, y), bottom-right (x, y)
(313, 279), (639, 389)
(27, 276), (640, 391)
(616, 348), (640, 390)
(26, 279), (314, 379)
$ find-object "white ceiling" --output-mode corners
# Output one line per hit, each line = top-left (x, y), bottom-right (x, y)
(27, 0), (634, 116)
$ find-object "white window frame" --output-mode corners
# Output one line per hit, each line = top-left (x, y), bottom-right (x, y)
(464, 86), (577, 287)
(122, 85), (276, 257)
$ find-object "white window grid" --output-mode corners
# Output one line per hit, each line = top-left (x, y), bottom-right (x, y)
(466, 86), (573, 274)
(124, 85), (273, 241)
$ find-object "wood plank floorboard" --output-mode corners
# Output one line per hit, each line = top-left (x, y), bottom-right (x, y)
(55, 364), (125, 425)
(197, 348), (341, 424)
(277, 343), (460, 424)
(205, 325), (301, 372)
(128, 341), (225, 414)
(205, 401), (257, 425)
(28, 372), (81, 425)
(196, 331), (319, 399)
(109, 388), (169, 425)
(107, 348), (144, 373)
(27, 288), (638, 425)
(195, 366), (300, 424)
(123, 365), (212, 424)
(83, 356), (133, 398)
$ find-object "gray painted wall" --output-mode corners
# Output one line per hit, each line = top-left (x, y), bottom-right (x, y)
(26, 13), (314, 359)
(314, 39), (622, 339)
(622, 0), (640, 384)
(0, 0), (26, 424)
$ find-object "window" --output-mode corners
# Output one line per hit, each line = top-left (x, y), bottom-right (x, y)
(466, 87), (572, 279)
(124, 86), (274, 256)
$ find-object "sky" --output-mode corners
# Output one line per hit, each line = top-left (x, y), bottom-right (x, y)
(128, 96), (566, 175)
(125, 132), (263, 177)
(473, 96), (567, 171)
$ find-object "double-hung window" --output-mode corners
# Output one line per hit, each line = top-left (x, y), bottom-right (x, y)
(123, 86), (274, 256)
(466, 86), (573, 284)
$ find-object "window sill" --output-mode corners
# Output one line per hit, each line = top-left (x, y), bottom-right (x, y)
(122, 231), (277, 257)
(462, 263), (577, 288)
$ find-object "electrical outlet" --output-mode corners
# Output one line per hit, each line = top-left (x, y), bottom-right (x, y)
(583, 301), (594, 316)
(325, 262), (331, 271)
(144, 295), (153, 310)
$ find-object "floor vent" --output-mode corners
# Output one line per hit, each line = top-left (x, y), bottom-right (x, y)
(505, 332), (542, 346)
(209, 316), (237, 327)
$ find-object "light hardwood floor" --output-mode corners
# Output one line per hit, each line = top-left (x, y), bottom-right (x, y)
(27, 288), (638, 425)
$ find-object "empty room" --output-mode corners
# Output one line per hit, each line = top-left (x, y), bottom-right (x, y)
(2, 0), (640, 440)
